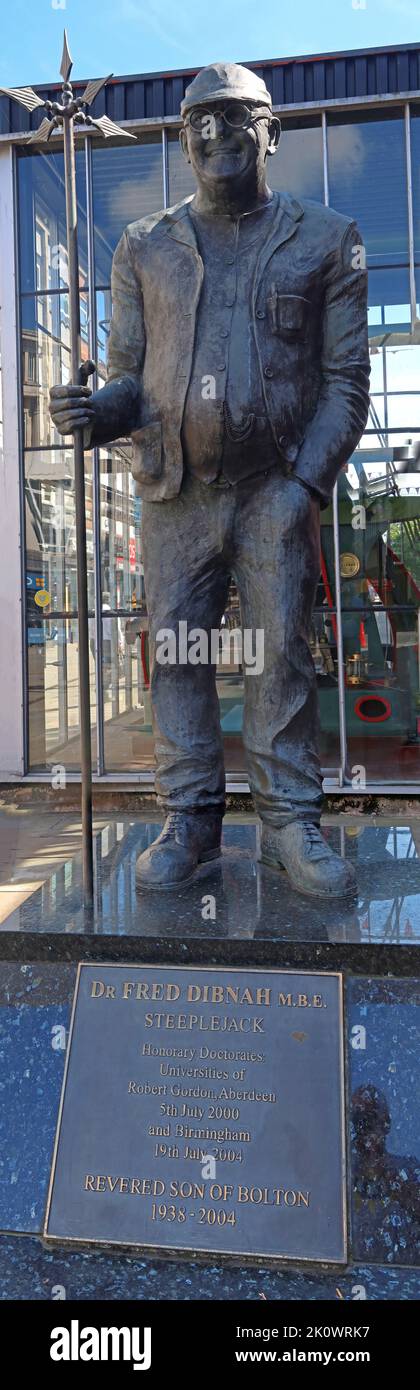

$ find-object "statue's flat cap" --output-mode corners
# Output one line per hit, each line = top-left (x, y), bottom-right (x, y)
(180, 62), (272, 116)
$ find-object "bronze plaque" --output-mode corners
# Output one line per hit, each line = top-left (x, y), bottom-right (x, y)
(45, 965), (346, 1263)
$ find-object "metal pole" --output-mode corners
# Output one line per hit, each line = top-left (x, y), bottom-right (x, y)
(85, 134), (105, 776)
(62, 96), (93, 903)
(332, 482), (347, 786)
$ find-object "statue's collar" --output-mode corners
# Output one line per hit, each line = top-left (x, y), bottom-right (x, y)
(161, 190), (304, 251)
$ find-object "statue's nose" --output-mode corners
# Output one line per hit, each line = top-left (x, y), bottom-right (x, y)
(212, 112), (227, 135)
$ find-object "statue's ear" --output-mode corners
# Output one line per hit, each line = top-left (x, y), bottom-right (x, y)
(179, 127), (190, 164)
(267, 117), (281, 157)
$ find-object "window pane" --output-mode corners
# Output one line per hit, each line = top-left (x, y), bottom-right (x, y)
(168, 131), (196, 205)
(367, 268), (411, 346)
(410, 110), (420, 260)
(386, 396), (420, 430)
(25, 448), (94, 614)
(18, 148), (88, 294)
(269, 119), (324, 202)
(98, 444), (141, 611)
(358, 346), (420, 446)
(22, 291), (90, 447)
(96, 288), (111, 384)
(97, 446), (149, 770)
(27, 617), (97, 771)
(93, 138), (164, 285)
(382, 343), (420, 393)
(327, 114), (408, 263)
(103, 616), (154, 772)
(341, 457), (420, 785)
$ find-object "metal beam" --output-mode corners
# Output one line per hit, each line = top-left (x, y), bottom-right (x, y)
(4, 89), (420, 147)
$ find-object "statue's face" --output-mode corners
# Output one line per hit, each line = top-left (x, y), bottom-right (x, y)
(180, 100), (280, 192)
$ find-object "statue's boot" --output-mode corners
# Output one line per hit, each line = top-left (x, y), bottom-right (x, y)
(260, 820), (356, 900)
(136, 811), (223, 890)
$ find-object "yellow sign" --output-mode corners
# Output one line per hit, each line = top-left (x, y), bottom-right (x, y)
(34, 589), (50, 608)
(340, 553), (360, 579)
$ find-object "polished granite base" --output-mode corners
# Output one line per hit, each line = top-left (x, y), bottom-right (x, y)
(1, 816), (419, 970)
(0, 816), (419, 1296)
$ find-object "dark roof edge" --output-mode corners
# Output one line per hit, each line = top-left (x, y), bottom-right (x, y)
(22, 40), (420, 92)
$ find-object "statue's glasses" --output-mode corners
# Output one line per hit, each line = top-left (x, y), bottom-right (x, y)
(185, 102), (271, 134)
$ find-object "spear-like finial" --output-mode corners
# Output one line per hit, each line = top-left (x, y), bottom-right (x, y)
(0, 35), (135, 907)
(60, 28), (73, 84)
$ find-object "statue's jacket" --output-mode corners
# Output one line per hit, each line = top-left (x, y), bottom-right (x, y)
(90, 191), (370, 505)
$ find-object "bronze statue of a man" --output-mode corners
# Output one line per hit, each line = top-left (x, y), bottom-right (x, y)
(50, 62), (370, 898)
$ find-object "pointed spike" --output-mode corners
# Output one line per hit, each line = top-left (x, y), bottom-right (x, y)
(81, 74), (113, 108)
(27, 116), (57, 144)
(90, 114), (136, 141)
(60, 28), (73, 83)
(0, 85), (45, 112)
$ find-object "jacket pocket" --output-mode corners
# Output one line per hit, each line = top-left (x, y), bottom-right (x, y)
(268, 292), (311, 340)
(131, 420), (163, 482)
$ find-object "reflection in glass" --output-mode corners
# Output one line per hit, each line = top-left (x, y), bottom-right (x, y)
(167, 131), (196, 205)
(367, 268), (411, 348)
(27, 618), (97, 770)
(327, 113), (408, 263)
(98, 444), (142, 612)
(18, 148), (88, 293)
(340, 455), (420, 783)
(269, 119), (324, 202)
(21, 291), (90, 447)
(25, 449), (94, 619)
(92, 139), (164, 285)
(103, 615), (154, 772)
(367, 346), (420, 445)
(96, 288), (112, 386)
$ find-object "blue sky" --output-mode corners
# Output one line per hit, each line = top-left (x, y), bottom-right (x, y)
(1, 0), (420, 87)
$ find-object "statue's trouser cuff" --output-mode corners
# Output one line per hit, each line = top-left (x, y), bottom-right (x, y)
(141, 471), (323, 822)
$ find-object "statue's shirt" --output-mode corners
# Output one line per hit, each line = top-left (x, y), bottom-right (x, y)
(181, 197), (280, 485)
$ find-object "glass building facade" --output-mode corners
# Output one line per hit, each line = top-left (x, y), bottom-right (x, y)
(3, 68), (420, 789)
